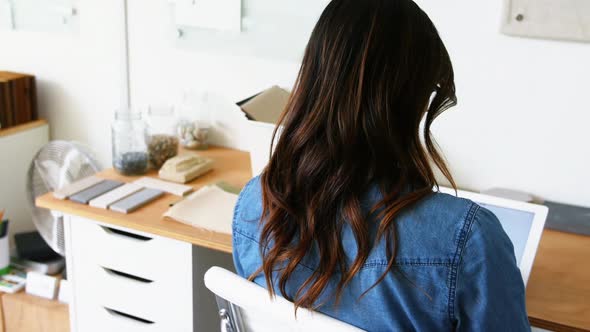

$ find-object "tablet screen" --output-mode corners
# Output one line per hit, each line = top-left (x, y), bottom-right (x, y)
(477, 203), (535, 266)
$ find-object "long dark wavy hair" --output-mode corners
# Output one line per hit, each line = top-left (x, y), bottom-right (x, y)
(256, 0), (457, 310)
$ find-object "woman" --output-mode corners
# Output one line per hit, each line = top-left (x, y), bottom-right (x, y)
(233, 0), (529, 330)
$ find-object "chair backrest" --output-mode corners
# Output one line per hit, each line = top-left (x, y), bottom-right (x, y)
(204, 266), (364, 332)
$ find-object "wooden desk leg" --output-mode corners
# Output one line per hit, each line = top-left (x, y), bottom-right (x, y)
(0, 292), (5, 332)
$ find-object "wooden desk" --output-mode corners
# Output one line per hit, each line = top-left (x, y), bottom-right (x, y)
(36, 146), (251, 332)
(37, 146), (252, 254)
(526, 230), (590, 332)
(36, 148), (590, 331)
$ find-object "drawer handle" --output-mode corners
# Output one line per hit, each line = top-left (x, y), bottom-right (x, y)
(105, 307), (155, 325)
(102, 267), (154, 284)
(100, 226), (153, 242)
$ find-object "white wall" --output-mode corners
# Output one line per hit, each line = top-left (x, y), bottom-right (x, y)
(0, 0), (127, 166)
(414, 0), (590, 207)
(128, 0), (589, 207)
(0, 0), (126, 243)
(1, 0), (588, 207)
(126, 0), (300, 150)
(0, 124), (49, 246)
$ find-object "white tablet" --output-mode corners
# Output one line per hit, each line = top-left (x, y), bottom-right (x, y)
(438, 187), (548, 285)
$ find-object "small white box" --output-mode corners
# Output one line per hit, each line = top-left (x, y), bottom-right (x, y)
(58, 279), (71, 303)
(26, 272), (59, 300)
(0, 235), (8, 272)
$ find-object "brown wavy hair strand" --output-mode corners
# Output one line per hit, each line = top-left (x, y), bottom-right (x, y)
(254, 0), (457, 311)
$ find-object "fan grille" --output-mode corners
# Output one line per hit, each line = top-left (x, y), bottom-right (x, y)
(26, 141), (102, 255)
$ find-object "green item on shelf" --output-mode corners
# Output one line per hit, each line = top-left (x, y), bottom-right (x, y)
(215, 181), (241, 195)
(1, 219), (10, 275)
(0, 266), (10, 276)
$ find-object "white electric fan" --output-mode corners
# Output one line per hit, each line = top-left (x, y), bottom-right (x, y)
(26, 141), (102, 257)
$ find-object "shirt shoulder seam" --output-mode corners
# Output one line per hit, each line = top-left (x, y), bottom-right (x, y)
(447, 202), (480, 325)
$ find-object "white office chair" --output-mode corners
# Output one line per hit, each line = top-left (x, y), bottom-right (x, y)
(204, 266), (364, 332)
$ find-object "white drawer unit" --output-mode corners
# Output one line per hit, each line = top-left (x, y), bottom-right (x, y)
(75, 299), (165, 332)
(74, 255), (190, 326)
(69, 219), (189, 281)
(65, 216), (194, 332)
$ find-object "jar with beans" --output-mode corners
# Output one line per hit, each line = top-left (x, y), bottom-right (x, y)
(146, 106), (179, 169)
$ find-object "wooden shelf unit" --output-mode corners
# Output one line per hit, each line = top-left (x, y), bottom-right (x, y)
(0, 291), (69, 332)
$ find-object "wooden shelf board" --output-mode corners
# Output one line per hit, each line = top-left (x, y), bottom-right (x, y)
(0, 119), (47, 138)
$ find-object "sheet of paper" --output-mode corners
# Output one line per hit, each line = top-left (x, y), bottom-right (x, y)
(164, 185), (238, 234)
(174, 0), (241, 32)
(0, 1), (14, 30)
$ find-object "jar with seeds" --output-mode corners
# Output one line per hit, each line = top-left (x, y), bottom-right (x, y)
(146, 106), (179, 169)
(112, 111), (149, 175)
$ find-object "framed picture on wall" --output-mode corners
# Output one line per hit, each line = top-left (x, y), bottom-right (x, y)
(502, 0), (590, 42)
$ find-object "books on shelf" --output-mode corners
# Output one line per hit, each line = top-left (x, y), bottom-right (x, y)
(0, 71), (38, 130)
(0, 266), (27, 294)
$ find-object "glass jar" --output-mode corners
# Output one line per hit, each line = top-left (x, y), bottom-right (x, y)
(146, 106), (179, 169)
(177, 120), (210, 150)
(177, 92), (211, 150)
(112, 111), (149, 175)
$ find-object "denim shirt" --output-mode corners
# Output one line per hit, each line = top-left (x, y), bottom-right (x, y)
(232, 176), (530, 332)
